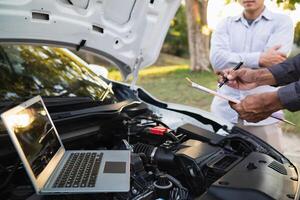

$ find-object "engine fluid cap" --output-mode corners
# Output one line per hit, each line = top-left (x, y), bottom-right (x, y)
(149, 126), (170, 136)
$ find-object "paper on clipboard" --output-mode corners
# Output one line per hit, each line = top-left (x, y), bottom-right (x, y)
(186, 78), (240, 104)
(185, 78), (295, 126)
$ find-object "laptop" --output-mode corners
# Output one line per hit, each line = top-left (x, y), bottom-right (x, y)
(1, 95), (130, 194)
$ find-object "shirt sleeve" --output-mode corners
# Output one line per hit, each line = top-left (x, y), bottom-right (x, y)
(210, 18), (261, 70)
(277, 81), (300, 112)
(268, 54), (300, 86)
(263, 15), (294, 55)
(269, 54), (300, 112)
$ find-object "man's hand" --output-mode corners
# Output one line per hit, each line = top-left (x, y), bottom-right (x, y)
(218, 68), (259, 90)
(229, 92), (283, 122)
(217, 68), (277, 90)
(259, 45), (287, 68)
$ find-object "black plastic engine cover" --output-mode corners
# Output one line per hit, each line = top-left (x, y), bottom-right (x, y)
(176, 139), (221, 163)
(177, 123), (225, 145)
(175, 139), (222, 194)
(201, 152), (299, 200)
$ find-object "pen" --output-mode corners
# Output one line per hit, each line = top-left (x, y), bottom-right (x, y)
(218, 62), (243, 88)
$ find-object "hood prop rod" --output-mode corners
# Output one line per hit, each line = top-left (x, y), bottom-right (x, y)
(130, 53), (144, 91)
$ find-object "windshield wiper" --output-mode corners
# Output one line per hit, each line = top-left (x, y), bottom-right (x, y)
(43, 96), (95, 106)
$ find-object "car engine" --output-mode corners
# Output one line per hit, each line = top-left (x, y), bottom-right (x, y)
(0, 88), (299, 200)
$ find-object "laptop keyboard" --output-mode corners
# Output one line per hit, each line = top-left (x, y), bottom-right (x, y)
(53, 152), (103, 188)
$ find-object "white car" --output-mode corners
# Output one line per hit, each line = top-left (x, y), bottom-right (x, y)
(0, 1), (299, 200)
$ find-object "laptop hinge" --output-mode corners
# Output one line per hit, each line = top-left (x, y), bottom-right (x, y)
(42, 149), (67, 190)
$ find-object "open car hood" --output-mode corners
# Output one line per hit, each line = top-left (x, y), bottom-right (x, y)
(0, 0), (181, 78)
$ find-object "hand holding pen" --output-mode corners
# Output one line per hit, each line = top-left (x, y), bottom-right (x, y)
(218, 62), (243, 88)
(218, 67), (265, 90)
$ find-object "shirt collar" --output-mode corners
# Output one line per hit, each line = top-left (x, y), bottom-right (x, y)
(261, 8), (273, 20)
(233, 7), (273, 22)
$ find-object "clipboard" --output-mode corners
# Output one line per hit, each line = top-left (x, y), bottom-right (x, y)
(186, 78), (295, 126)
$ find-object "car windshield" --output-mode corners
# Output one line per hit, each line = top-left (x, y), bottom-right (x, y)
(0, 45), (117, 103)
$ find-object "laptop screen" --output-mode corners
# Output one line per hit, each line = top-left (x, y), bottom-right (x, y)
(6, 100), (61, 178)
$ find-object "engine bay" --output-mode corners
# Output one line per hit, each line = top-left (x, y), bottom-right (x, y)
(0, 90), (299, 200)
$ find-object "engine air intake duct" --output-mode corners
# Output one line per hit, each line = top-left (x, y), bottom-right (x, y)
(133, 143), (175, 169)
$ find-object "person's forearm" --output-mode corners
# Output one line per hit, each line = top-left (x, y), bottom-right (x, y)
(210, 50), (261, 70)
(255, 68), (277, 86)
(262, 91), (284, 113)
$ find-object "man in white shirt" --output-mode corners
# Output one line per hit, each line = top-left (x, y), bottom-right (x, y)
(210, 0), (294, 152)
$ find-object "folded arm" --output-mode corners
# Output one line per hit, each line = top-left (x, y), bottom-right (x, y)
(210, 18), (261, 70)
(210, 17), (293, 71)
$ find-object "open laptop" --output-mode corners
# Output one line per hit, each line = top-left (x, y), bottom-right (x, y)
(1, 95), (130, 194)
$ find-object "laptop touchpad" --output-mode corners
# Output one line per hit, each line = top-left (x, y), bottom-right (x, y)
(103, 161), (126, 173)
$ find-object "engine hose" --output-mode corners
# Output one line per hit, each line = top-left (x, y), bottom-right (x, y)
(165, 174), (189, 200)
(133, 143), (175, 168)
(133, 143), (155, 159)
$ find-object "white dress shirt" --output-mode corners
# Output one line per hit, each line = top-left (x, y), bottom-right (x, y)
(210, 8), (294, 126)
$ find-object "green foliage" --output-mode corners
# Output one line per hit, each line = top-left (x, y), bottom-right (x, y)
(276, 0), (300, 9)
(295, 22), (300, 46)
(162, 5), (189, 58)
(137, 67), (217, 111)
